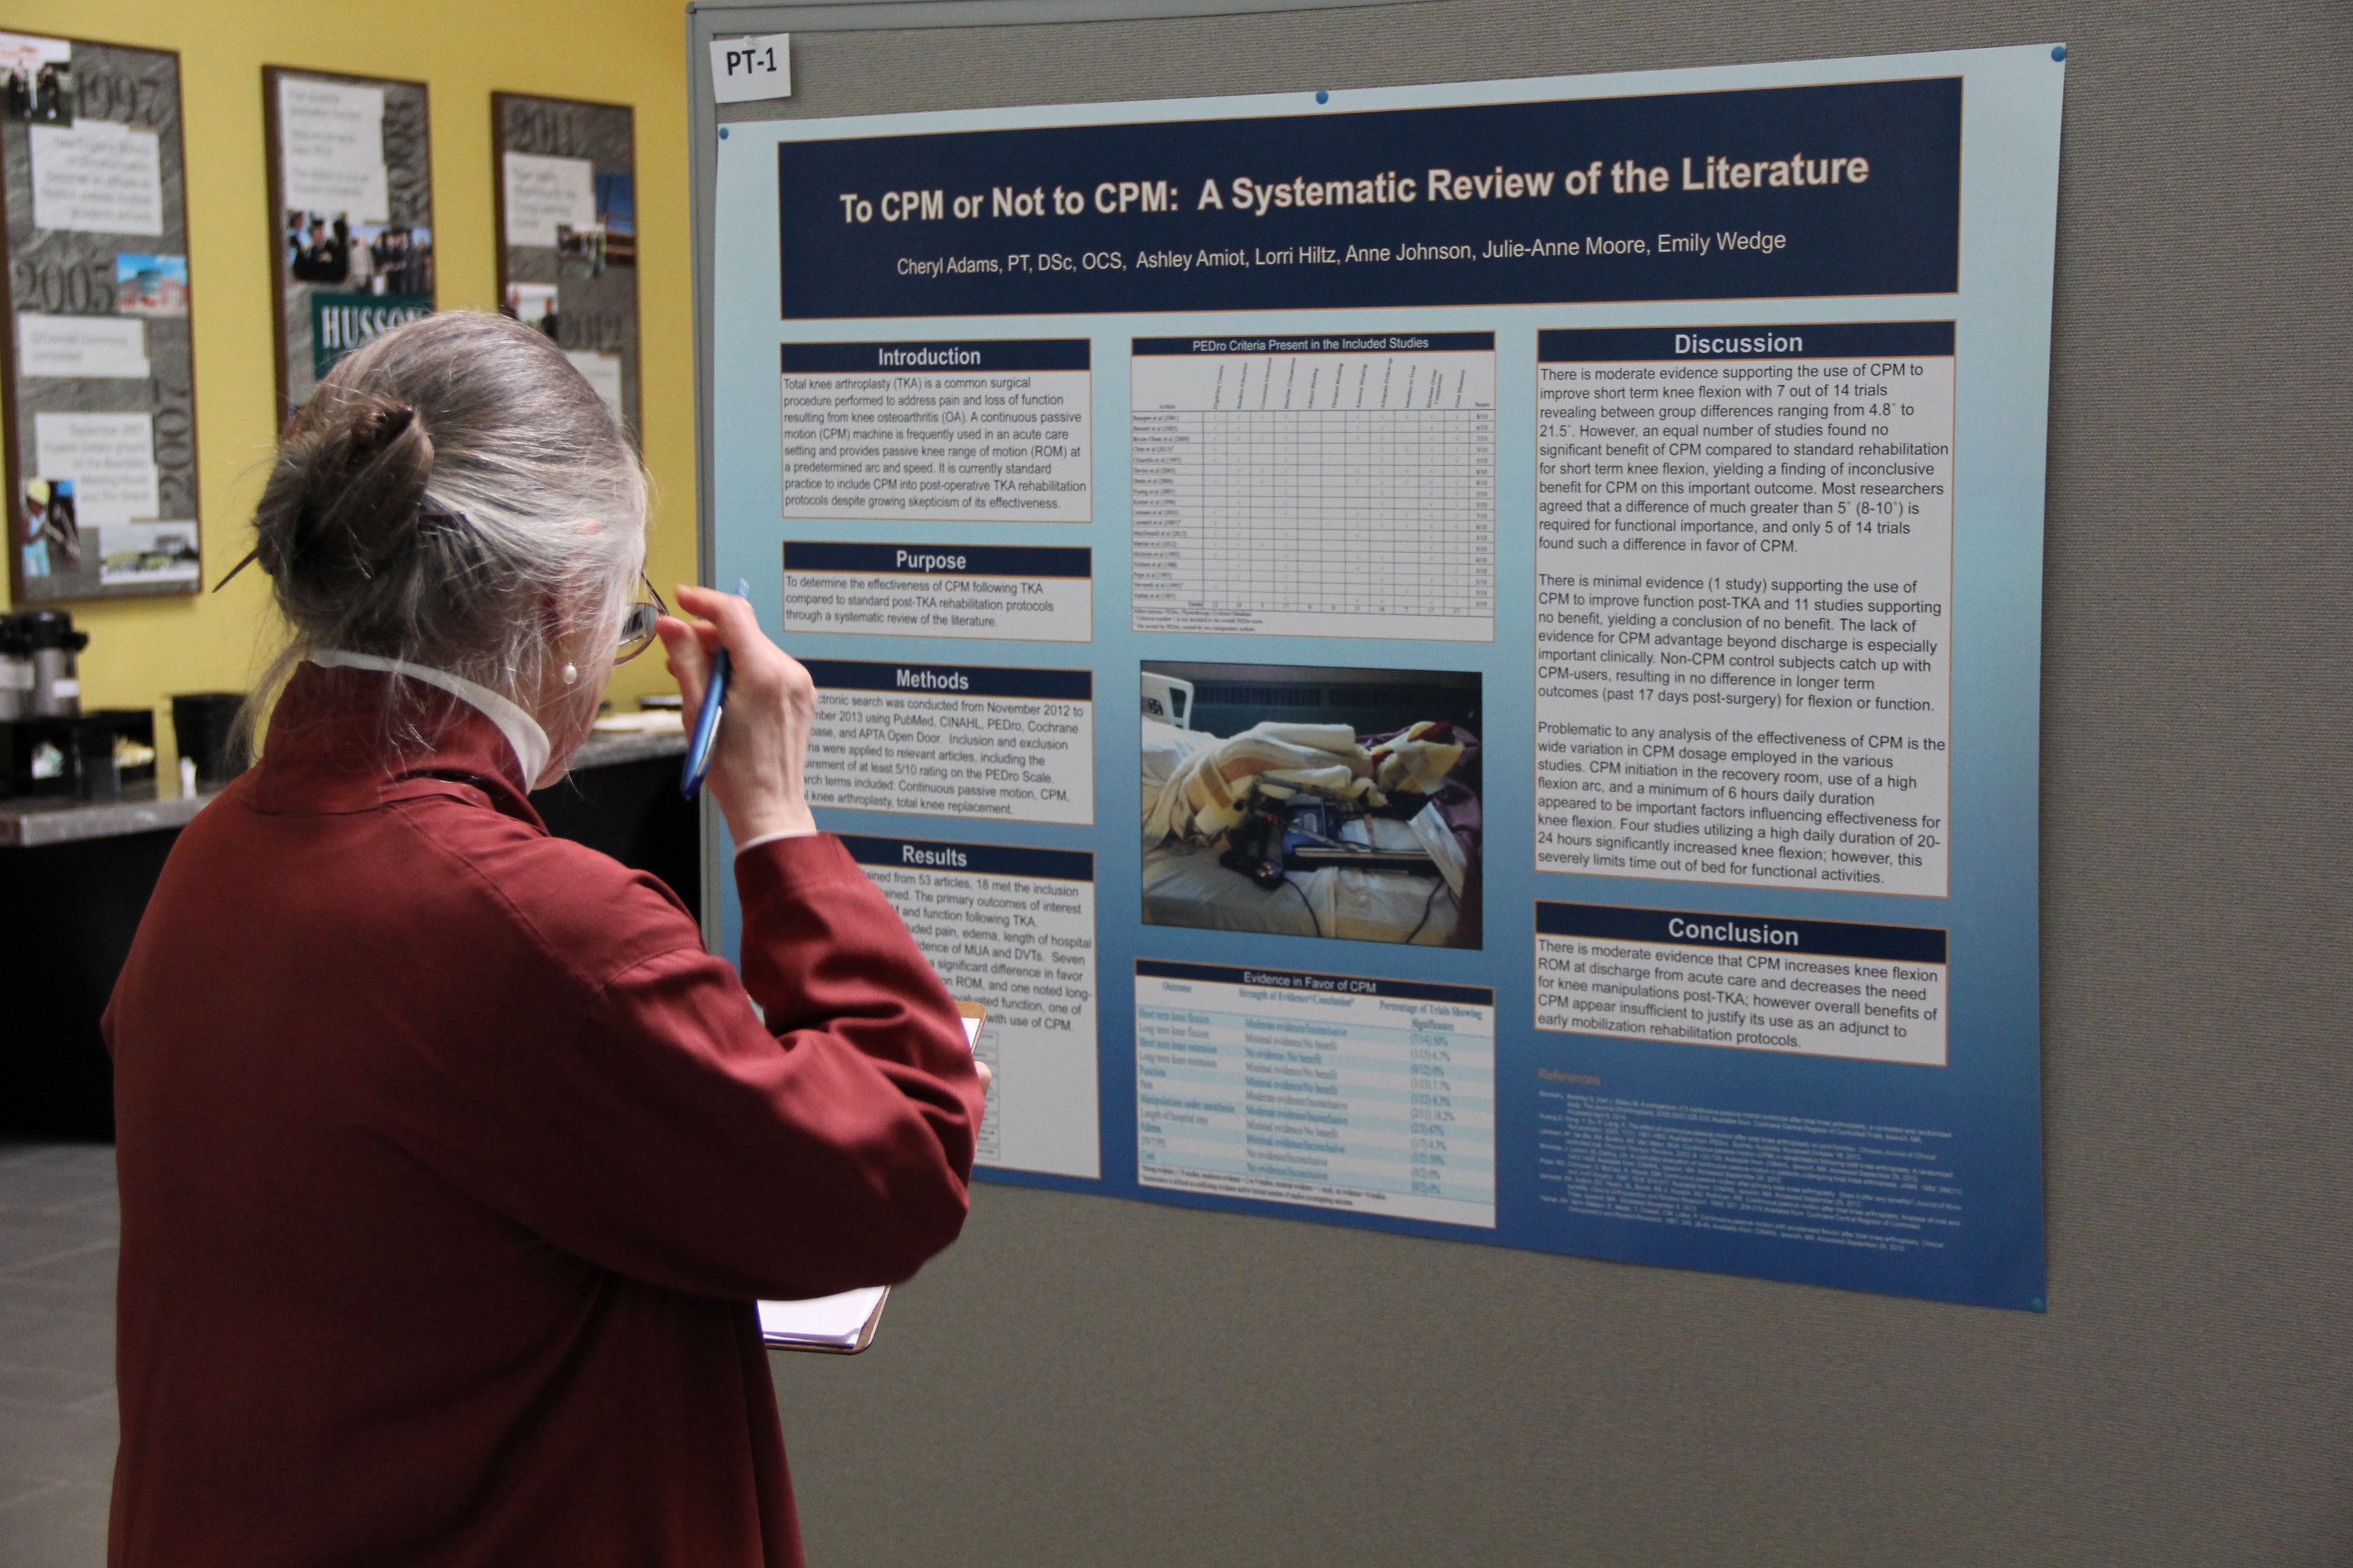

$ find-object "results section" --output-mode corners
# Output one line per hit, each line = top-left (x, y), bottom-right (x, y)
(1135, 960), (1496, 1228)
(1534, 324), (1954, 895)
(1131, 333), (1496, 641)
(845, 836), (1100, 1178)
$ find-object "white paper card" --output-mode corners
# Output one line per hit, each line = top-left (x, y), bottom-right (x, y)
(502, 153), (596, 247)
(756, 1287), (883, 1348)
(709, 34), (790, 103)
(30, 121), (164, 236)
(17, 313), (148, 379)
(279, 78), (389, 223)
(565, 350), (625, 422)
(34, 412), (158, 526)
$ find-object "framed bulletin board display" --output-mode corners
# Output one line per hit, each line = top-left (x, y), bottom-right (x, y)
(263, 66), (434, 427)
(0, 31), (200, 603)
(492, 92), (639, 438)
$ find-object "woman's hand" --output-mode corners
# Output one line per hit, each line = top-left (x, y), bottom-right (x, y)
(657, 584), (819, 845)
(657, 585), (994, 1100)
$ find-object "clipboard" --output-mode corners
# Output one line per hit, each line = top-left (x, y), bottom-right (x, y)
(758, 1002), (984, 1354)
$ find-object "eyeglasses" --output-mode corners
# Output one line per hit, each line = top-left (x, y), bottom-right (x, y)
(614, 574), (668, 663)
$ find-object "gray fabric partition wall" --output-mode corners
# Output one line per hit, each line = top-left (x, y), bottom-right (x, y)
(687, 2), (2352, 1560)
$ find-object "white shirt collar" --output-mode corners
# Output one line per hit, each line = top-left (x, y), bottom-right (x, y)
(311, 649), (552, 787)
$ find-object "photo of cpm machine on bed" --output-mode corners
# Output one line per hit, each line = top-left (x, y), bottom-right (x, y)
(1139, 662), (1482, 948)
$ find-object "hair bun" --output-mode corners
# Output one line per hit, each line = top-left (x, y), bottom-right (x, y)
(351, 402), (418, 459)
(272, 390), (439, 586)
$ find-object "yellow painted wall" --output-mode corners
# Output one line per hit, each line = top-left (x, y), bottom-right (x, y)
(0, 0), (696, 770)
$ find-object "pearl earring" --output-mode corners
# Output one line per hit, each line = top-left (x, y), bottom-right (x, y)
(561, 662), (578, 684)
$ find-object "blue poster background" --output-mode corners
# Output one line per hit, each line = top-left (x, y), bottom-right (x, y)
(705, 46), (2063, 1309)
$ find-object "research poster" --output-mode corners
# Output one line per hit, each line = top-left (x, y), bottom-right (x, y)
(707, 45), (2063, 1309)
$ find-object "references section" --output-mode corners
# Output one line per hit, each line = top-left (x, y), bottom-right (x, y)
(1135, 960), (1496, 1227)
(1533, 324), (1954, 895)
(802, 659), (1093, 824)
(1131, 333), (1495, 640)
(780, 339), (1090, 522)
(845, 836), (1100, 1178)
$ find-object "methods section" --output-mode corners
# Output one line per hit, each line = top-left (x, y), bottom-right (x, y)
(801, 658), (1093, 824)
(1135, 959), (1496, 1227)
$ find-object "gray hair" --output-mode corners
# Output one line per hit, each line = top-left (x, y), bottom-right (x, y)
(246, 311), (647, 748)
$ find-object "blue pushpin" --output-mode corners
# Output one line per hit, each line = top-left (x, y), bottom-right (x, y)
(2051, 45), (2066, 61)
(1315, 90), (1329, 105)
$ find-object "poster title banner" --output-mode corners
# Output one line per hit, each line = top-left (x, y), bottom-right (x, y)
(779, 77), (1959, 318)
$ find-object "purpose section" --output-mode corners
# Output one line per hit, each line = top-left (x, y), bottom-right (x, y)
(779, 339), (1091, 522)
(1534, 323), (1954, 896)
(1131, 333), (1495, 641)
(1135, 959), (1496, 1227)
(1533, 900), (1948, 1065)
(843, 836), (1100, 1178)
(802, 659), (1094, 824)
(783, 541), (1092, 640)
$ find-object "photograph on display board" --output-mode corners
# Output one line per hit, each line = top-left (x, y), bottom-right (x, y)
(504, 281), (558, 336)
(595, 170), (634, 265)
(1141, 661), (1482, 948)
(115, 253), (189, 315)
(20, 478), (78, 577)
(98, 521), (200, 586)
(0, 31), (69, 124)
(283, 209), (433, 294)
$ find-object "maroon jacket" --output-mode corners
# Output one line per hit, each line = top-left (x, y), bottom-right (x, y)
(103, 664), (982, 1567)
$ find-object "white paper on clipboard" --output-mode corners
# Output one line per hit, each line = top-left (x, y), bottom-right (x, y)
(758, 1005), (983, 1353)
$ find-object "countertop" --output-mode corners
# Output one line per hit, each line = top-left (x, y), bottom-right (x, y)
(0, 730), (688, 848)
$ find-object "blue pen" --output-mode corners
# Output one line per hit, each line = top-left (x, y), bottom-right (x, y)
(680, 578), (754, 800)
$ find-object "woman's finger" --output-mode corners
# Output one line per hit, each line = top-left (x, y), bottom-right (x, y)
(655, 614), (711, 712)
(672, 583), (766, 665)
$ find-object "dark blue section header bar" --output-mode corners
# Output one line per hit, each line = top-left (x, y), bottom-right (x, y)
(779, 77), (1959, 318)
(1136, 959), (1493, 1008)
(1133, 332), (1494, 355)
(1539, 320), (1954, 362)
(803, 658), (1093, 701)
(1535, 901), (1947, 964)
(784, 542), (1091, 577)
(779, 339), (1091, 372)
(841, 834), (1094, 881)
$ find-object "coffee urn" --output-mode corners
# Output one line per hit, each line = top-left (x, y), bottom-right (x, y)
(0, 615), (30, 720)
(19, 609), (87, 718)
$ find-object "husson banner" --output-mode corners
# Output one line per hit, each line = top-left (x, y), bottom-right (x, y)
(705, 44), (2064, 1309)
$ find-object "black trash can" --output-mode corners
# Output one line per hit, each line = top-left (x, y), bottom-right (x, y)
(170, 692), (250, 789)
